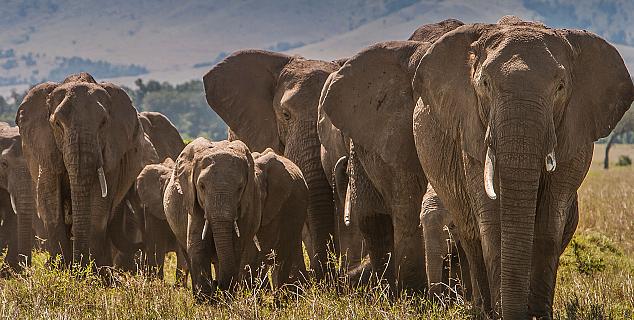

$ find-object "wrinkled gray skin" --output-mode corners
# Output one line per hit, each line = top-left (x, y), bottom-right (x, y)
(164, 139), (308, 300)
(16, 73), (153, 270)
(318, 19), (464, 292)
(420, 184), (471, 300)
(0, 123), (42, 272)
(109, 112), (186, 282)
(322, 17), (633, 318)
(132, 159), (188, 285)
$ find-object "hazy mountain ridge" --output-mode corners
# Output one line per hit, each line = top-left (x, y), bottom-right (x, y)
(0, 0), (631, 93)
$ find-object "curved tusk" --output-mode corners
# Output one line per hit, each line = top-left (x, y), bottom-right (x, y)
(202, 220), (209, 241)
(125, 199), (135, 215)
(97, 167), (108, 198)
(546, 150), (556, 172)
(10, 194), (16, 214)
(234, 220), (240, 238)
(253, 235), (261, 252)
(343, 185), (352, 226)
(484, 146), (497, 200)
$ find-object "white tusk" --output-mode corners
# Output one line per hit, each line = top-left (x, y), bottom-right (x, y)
(97, 167), (107, 198)
(202, 220), (209, 240)
(234, 220), (240, 238)
(125, 199), (135, 215)
(484, 146), (497, 200)
(253, 235), (261, 252)
(546, 150), (556, 172)
(0, 219), (3, 227)
(343, 185), (352, 226)
(10, 194), (16, 214)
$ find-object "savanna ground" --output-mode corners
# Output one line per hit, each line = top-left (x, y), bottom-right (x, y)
(0, 144), (633, 319)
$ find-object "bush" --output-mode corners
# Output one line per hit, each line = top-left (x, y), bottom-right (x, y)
(616, 155), (632, 166)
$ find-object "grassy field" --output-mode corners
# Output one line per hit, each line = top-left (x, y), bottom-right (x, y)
(0, 144), (633, 319)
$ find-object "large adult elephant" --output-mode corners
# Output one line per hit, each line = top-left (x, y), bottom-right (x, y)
(17, 73), (152, 269)
(318, 19), (466, 292)
(0, 123), (39, 271)
(203, 51), (343, 279)
(323, 17), (633, 318)
(317, 19), (467, 283)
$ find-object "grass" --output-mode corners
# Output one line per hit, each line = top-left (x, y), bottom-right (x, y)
(0, 144), (633, 319)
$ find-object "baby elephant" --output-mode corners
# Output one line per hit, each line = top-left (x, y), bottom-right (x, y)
(163, 138), (308, 300)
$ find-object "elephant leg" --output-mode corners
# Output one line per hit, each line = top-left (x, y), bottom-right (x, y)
(455, 240), (472, 300)
(144, 214), (165, 279)
(391, 200), (426, 293)
(175, 245), (189, 287)
(460, 235), (492, 313)
(2, 208), (19, 272)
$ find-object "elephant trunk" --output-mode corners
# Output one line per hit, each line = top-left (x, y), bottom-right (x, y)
(494, 100), (553, 319)
(63, 130), (101, 266)
(11, 164), (36, 268)
(285, 120), (335, 280)
(211, 217), (238, 290)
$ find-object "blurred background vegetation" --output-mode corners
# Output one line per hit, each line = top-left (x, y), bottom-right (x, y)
(0, 79), (228, 141)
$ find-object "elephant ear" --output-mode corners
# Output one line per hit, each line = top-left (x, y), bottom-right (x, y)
(321, 41), (429, 169)
(408, 19), (464, 42)
(233, 142), (262, 237)
(16, 82), (62, 172)
(164, 138), (202, 246)
(413, 24), (488, 162)
(557, 30), (634, 159)
(203, 50), (293, 153)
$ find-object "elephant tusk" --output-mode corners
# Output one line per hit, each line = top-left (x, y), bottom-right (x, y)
(234, 220), (240, 238)
(126, 199), (135, 215)
(484, 146), (497, 200)
(253, 235), (261, 252)
(343, 185), (352, 226)
(546, 150), (557, 172)
(202, 220), (209, 241)
(10, 194), (16, 214)
(97, 167), (108, 198)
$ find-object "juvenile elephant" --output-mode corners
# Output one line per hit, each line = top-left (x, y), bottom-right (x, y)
(323, 17), (633, 318)
(134, 158), (188, 284)
(204, 51), (351, 280)
(17, 73), (152, 269)
(163, 138), (307, 299)
(0, 123), (39, 271)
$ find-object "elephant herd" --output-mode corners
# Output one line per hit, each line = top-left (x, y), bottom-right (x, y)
(0, 16), (632, 319)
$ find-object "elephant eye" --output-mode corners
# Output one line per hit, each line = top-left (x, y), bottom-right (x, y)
(282, 110), (291, 121)
(557, 81), (565, 92)
(99, 119), (107, 128)
(0, 160), (7, 169)
(200, 183), (205, 191)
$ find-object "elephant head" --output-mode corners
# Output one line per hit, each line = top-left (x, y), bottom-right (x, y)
(0, 124), (37, 269)
(413, 20), (633, 318)
(164, 138), (261, 294)
(17, 73), (149, 266)
(203, 50), (339, 279)
(136, 158), (174, 223)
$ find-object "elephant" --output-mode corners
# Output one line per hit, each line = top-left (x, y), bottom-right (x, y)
(133, 158), (188, 285)
(317, 19), (466, 292)
(0, 123), (40, 272)
(203, 51), (348, 280)
(16, 72), (153, 270)
(163, 138), (308, 300)
(322, 16), (633, 318)
(108, 111), (186, 276)
(420, 184), (471, 300)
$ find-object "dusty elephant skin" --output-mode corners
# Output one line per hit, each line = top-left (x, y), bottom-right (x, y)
(163, 139), (307, 301)
(203, 51), (345, 280)
(16, 73), (153, 271)
(0, 123), (41, 272)
(109, 111), (188, 283)
(322, 16), (633, 319)
(411, 20), (633, 318)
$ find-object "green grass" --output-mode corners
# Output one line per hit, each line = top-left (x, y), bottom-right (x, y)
(0, 144), (632, 319)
